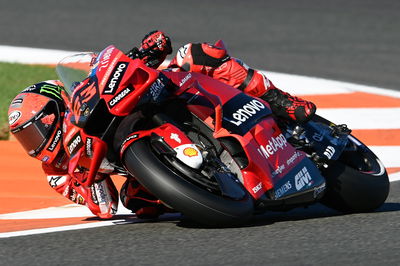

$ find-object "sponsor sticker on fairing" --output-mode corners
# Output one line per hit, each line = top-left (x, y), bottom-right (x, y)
(294, 167), (313, 190)
(179, 73), (192, 87)
(67, 132), (83, 155)
(313, 183), (326, 198)
(323, 146), (335, 159)
(222, 93), (272, 135)
(275, 180), (292, 198)
(174, 144), (203, 169)
(103, 61), (129, 94)
(183, 147), (199, 157)
(149, 78), (165, 100)
(258, 133), (288, 159)
(121, 134), (139, 147)
(107, 86), (133, 108)
(271, 164), (286, 177)
(229, 99), (266, 126)
(252, 182), (263, 194)
(312, 132), (324, 142)
(98, 46), (115, 72)
(286, 151), (302, 167)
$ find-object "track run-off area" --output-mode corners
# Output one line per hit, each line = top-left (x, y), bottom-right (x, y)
(1, 45), (399, 238)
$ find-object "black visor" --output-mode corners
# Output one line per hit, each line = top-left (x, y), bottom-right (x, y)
(12, 100), (60, 156)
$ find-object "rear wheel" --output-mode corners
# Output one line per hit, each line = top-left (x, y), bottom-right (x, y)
(123, 139), (254, 226)
(321, 135), (390, 212)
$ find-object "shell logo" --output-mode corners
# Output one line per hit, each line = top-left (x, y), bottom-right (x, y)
(183, 147), (198, 157)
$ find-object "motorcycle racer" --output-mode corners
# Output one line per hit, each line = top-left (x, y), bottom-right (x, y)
(8, 31), (317, 220)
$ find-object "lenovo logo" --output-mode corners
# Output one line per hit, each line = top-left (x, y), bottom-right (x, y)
(103, 62), (129, 94)
(229, 99), (266, 126)
(47, 129), (62, 152)
(67, 132), (83, 155)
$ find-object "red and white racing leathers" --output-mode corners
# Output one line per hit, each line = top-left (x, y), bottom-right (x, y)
(41, 150), (163, 219)
(42, 152), (119, 219)
(168, 42), (273, 97)
(168, 41), (316, 123)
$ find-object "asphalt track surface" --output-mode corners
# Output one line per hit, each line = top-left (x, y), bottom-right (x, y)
(1, 0), (400, 265)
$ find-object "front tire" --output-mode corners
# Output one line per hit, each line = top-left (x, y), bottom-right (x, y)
(123, 139), (254, 226)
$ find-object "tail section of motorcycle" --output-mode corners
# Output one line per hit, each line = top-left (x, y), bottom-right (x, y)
(286, 115), (390, 212)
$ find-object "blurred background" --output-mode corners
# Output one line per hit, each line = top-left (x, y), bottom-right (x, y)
(0, 0), (399, 89)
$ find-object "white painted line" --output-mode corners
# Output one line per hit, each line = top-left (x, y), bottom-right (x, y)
(389, 172), (400, 182)
(264, 71), (400, 98)
(264, 72), (354, 95)
(316, 108), (400, 129)
(0, 220), (125, 238)
(0, 45), (79, 64)
(0, 205), (94, 219)
(0, 201), (132, 220)
(0, 213), (180, 239)
(368, 146), (400, 168)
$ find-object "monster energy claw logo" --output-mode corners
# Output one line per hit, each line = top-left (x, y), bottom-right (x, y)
(40, 84), (63, 100)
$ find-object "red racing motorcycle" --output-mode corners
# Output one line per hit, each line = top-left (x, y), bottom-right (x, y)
(56, 45), (390, 226)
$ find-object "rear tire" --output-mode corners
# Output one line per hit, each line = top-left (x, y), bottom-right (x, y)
(123, 139), (254, 226)
(321, 138), (390, 212)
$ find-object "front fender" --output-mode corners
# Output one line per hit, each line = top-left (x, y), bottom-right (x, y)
(119, 123), (203, 169)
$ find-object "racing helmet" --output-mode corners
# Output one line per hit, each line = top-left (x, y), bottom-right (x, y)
(8, 80), (66, 163)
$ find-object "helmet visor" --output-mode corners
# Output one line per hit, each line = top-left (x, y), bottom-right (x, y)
(12, 100), (60, 156)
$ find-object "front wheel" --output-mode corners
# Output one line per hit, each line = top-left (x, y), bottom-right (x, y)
(122, 139), (254, 226)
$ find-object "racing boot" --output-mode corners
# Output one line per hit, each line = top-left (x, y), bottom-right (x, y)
(120, 178), (170, 219)
(261, 88), (316, 123)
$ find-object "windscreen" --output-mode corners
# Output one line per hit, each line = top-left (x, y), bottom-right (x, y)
(56, 52), (97, 95)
